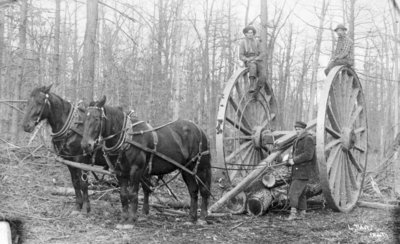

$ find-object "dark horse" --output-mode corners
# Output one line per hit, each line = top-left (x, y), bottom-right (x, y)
(81, 96), (212, 228)
(22, 85), (102, 215)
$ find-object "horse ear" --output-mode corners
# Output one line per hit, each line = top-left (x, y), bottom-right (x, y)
(98, 95), (107, 107)
(44, 84), (53, 93)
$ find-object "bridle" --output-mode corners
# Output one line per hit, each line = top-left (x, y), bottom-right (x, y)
(86, 106), (108, 147)
(34, 93), (51, 126)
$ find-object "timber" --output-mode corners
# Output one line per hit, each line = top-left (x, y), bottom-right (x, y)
(358, 201), (399, 210)
(55, 157), (113, 176)
(209, 121), (317, 213)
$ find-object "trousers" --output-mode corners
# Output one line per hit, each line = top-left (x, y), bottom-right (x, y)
(288, 179), (308, 210)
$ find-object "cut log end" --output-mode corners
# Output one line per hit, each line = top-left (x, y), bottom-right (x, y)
(247, 188), (273, 216)
(226, 191), (247, 214)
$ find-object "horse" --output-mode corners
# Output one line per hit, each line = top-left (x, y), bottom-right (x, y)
(22, 84), (105, 215)
(81, 96), (212, 228)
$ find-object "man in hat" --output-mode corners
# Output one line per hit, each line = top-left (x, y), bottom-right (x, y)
(324, 24), (354, 76)
(239, 25), (263, 93)
(286, 120), (316, 221)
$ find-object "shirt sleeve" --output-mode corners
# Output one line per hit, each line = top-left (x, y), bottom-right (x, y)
(335, 37), (353, 60)
(239, 40), (247, 62)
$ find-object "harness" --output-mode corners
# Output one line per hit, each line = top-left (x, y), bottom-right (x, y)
(37, 92), (80, 155)
(90, 107), (211, 194)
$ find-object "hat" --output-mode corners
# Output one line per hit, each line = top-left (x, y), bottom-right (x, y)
(294, 121), (307, 129)
(334, 24), (347, 32)
(243, 25), (257, 35)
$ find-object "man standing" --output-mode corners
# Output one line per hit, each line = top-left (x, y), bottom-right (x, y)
(286, 121), (316, 221)
(324, 24), (354, 76)
(239, 25), (263, 93)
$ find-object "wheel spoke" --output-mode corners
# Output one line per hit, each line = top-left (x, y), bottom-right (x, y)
(348, 150), (363, 173)
(226, 116), (252, 135)
(327, 145), (341, 171)
(325, 139), (341, 152)
(347, 105), (363, 127)
(346, 152), (359, 191)
(327, 103), (342, 132)
(353, 144), (366, 153)
(228, 97), (252, 130)
(332, 151), (344, 202)
(339, 154), (347, 206)
(225, 141), (252, 163)
(261, 113), (276, 129)
(354, 127), (366, 134)
(326, 126), (341, 139)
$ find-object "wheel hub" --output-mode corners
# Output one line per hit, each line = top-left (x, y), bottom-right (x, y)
(252, 126), (263, 149)
(341, 127), (356, 151)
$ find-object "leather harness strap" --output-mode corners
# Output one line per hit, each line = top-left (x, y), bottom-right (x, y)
(146, 123), (158, 174)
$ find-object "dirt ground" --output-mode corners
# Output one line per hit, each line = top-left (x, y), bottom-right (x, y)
(1, 145), (399, 244)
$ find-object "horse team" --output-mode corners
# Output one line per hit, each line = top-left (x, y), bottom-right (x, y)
(21, 85), (212, 229)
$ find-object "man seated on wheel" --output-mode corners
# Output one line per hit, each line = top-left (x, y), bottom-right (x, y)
(324, 24), (354, 76)
(239, 25), (263, 93)
(286, 121), (316, 221)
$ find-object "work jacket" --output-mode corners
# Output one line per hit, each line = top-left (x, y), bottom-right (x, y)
(291, 132), (316, 180)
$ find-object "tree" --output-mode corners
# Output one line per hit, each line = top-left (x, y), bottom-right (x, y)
(81, 0), (99, 101)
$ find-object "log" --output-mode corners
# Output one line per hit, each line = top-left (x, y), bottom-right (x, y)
(225, 191), (247, 214)
(209, 151), (283, 213)
(55, 157), (113, 176)
(209, 121), (317, 213)
(358, 201), (399, 210)
(247, 188), (272, 216)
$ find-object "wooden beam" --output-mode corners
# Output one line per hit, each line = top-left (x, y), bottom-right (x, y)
(55, 157), (113, 176)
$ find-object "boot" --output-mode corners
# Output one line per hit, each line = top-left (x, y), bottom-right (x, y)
(298, 210), (306, 219)
(286, 207), (297, 221)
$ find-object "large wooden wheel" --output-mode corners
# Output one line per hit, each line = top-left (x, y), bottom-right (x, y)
(316, 65), (368, 212)
(216, 68), (278, 184)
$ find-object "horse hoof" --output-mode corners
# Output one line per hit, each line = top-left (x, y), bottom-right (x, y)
(197, 219), (207, 226)
(116, 224), (135, 230)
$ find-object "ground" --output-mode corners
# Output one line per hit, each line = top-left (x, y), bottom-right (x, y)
(0, 145), (399, 244)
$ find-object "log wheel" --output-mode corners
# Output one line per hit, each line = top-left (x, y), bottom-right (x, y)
(216, 67), (278, 184)
(316, 65), (368, 212)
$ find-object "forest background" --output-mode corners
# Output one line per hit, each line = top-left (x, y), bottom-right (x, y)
(0, 0), (398, 174)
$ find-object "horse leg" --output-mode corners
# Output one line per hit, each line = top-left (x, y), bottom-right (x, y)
(117, 176), (130, 225)
(196, 159), (212, 224)
(80, 170), (91, 215)
(127, 164), (141, 224)
(181, 171), (199, 223)
(67, 166), (83, 215)
(141, 177), (152, 216)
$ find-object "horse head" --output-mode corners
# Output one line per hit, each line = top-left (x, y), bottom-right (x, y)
(81, 95), (107, 153)
(22, 84), (53, 133)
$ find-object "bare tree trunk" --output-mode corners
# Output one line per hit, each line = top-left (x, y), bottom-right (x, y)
(53, 0), (61, 87)
(10, 0), (28, 142)
(260, 0), (268, 79)
(308, 0), (327, 122)
(244, 0), (250, 26)
(0, 9), (5, 135)
(81, 0), (99, 101)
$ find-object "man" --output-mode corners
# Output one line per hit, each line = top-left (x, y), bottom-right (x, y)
(286, 121), (316, 221)
(324, 24), (354, 76)
(239, 25), (263, 93)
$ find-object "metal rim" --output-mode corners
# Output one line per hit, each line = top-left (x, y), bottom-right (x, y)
(316, 65), (368, 212)
(216, 68), (278, 184)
